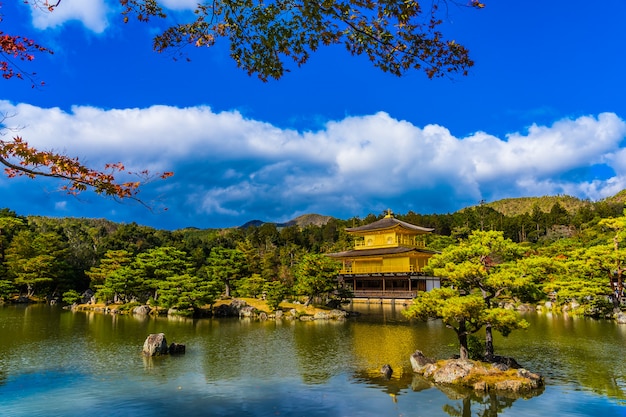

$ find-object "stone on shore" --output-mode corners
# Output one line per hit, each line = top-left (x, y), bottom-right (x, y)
(133, 305), (152, 315)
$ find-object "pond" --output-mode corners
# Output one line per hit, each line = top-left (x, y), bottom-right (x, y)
(0, 303), (625, 416)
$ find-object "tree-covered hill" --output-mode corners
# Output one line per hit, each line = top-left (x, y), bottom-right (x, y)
(242, 191), (626, 231)
(477, 195), (591, 217)
(288, 214), (334, 227)
(1, 189), (625, 312)
(602, 189), (626, 206)
(240, 213), (332, 229)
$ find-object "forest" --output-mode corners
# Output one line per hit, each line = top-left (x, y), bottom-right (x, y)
(0, 192), (624, 318)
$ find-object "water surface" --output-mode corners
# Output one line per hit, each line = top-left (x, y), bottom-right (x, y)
(0, 304), (625, 416)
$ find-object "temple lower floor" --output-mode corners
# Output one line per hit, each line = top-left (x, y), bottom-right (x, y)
(338, 274), (440, 299)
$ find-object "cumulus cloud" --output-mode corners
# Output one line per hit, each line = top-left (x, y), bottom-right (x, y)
(25, 0), (198, 33)
(157, 0), (199, 11)
(1, 100), (625, 228)
(28, 0), (111, 33)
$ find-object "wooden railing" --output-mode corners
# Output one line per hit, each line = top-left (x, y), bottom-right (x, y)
(352, 290), (417, 299)
(353, 238), (426, 250)
(340, 265), (417, 274)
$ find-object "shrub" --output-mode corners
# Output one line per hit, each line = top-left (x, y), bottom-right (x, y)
(62, 289), (82, 305)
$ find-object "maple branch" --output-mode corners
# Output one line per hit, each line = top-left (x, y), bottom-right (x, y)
(1, 3), (174, 206)
(0, 136), (173, 203)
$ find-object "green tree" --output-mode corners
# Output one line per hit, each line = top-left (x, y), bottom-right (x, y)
(598, 212), (626, 296)
(134, 246), (196, 301)
(549, 202), (570, 226)
(260, 248), (280, 281)
(0, 213), (25, 280)
(293, 253), (339, 306)
(206, 247), (248, 297)
(424, 230), (528, 359)
(98, 265), (142, 303)
(4, 230), (71, 297)
(86, 249), (134, 288)
(264, 280), (290, 312)
(403, 287), (486, 360)
(235, 273), (266, 298)
(86, 249), (137, 303)
(157, 273), (222, 314)
(236, 239), (262, 275)
(62, 289), (82, 305)
(502, 255), (563, 303)
(101, 223), (162, 255)
(0, 279), (15, 301)
(543, 246), (614, 314)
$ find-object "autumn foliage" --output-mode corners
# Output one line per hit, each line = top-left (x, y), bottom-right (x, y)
(0, 6), (50, 83)
(1, 2), (172, 201)
(0, 137), (173, 199)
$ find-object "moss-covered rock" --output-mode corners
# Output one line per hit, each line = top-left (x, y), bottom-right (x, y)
(410, 350), (543, 393)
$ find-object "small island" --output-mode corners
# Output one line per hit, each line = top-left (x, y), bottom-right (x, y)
(409, 350), (543, 393)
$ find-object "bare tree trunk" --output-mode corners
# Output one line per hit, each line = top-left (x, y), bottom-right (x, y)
(484, 323), (494, 360)
(458, 320), (469, 360)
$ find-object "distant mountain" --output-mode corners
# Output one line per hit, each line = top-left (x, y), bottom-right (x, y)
(240, 213), (333, 229)
(241, 190), (626, 228)
(239, 219), (266, 228)
(602, 189), (626, 206)
(477, 195), (592, 217)
(290, 213), (333, 227)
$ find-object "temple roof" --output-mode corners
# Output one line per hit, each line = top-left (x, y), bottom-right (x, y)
(345, 215), (434, 234)
(327, 247), (439, 258)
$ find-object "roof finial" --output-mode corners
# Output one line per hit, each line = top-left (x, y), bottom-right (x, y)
(385, 209), (393, 218)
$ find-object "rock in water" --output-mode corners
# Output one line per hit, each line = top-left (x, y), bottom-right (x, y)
(381, 364), (393, 379)
(410, 350), (435, 373)
(143, 333), (168, 356)
(169, 343), (186, 355)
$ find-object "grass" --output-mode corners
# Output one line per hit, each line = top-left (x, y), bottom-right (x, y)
(213, 297), (329, 315)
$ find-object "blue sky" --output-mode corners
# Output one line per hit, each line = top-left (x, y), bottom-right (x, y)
(1, 0), (626, 229)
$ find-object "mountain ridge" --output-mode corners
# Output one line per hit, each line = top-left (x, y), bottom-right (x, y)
(241, 190), (626, 227)
(240, 213), (333, 228)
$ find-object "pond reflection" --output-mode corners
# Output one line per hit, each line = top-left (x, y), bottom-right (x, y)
(353, 367), (545, 416)
(1, 304), (625, 417)
(434, 382), (544, 417)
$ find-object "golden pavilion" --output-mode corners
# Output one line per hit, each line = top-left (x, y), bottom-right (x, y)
(327, 211), (440, 299)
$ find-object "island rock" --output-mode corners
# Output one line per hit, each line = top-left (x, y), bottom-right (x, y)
(143, 333), (168, 356)
(410, 351), (543, 393)
(410, 350), (436, 373)
(381, 364), (393, 379)
(169, 343), (186, 355)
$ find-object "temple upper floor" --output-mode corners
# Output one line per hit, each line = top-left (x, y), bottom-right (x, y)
(346, 211), (432, 251)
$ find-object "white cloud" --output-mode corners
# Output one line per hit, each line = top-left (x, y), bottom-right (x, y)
(25, 0), (199, 34)
(54, 201), (68, 211)
(29, 0), (111, 33)
(158, 0), (198, 11)
(1, 101), (625, 224)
